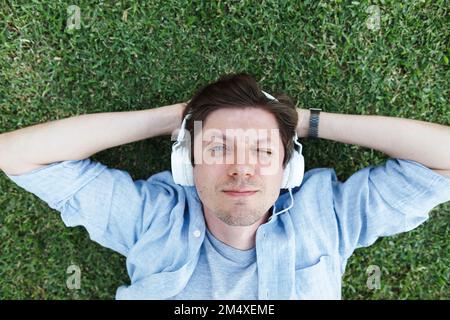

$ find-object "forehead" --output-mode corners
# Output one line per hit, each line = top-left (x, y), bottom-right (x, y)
(195, 107), (283, 147)
(203, 107), (279, 131)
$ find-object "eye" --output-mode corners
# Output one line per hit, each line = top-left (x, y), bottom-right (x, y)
(257, 149), (273, 155)
(210, 145), (226, 152)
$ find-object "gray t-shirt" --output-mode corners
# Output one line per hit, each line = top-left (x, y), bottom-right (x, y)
(170, 227), (258, 299)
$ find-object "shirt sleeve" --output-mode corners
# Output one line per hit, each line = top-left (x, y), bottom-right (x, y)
(331, 158), (450, 260)
(4, 159), (171, 257)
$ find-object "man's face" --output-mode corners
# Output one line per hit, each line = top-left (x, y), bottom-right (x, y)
(193, 107), (285, 226)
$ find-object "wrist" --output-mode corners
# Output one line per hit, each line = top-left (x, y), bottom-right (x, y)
(296, 108), (310, 138)
(157, 102), (186, 136)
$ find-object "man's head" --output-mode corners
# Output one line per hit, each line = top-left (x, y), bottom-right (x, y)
(182, 73), (298, 226)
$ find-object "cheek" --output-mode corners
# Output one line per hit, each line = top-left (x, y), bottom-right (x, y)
(194, 165), (220, 193)
(261, 170), (283, 192)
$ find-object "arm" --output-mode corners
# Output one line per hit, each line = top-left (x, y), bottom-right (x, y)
(0, 102), (186, 175)
(296, 109), (450, 178)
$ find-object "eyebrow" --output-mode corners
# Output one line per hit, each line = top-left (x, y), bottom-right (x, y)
(204, 133), (272, 146)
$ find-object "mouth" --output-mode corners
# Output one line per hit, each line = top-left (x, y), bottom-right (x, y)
(222, 190), (259, 197)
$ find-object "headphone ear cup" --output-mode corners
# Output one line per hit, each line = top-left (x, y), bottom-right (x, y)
(171, 143), (183, 185)
(289, 150), (304, 188)
(171, 141), (194, 186)
(181, 144), (194, 186)
(281, 146), (305, 189)
(281, 159), (291, 188)
(171, 113), (195, 186)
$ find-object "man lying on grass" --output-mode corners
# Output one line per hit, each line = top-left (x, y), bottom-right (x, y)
(1, 73), (449, 299)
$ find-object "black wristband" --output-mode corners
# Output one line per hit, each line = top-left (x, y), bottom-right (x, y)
(308, 108), (322, 139)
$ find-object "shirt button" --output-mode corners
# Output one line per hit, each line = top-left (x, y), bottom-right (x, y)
(193, 229), (201, 238)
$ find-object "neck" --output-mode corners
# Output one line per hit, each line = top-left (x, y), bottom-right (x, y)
(203, 209), (270, 250)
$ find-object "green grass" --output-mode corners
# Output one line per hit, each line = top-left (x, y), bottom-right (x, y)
(0, 0), (449, 299)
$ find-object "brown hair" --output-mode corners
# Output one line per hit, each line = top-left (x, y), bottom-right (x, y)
(182, 73), (299, 168)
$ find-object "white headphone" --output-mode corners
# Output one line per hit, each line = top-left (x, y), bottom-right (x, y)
(171, 90), (305, 189)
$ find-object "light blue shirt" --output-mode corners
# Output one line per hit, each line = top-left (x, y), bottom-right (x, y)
(5, 158), (450, 299)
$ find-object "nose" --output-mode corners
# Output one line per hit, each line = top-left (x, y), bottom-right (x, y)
(225, 140), (259, 179)
(227, 163), (256, 179)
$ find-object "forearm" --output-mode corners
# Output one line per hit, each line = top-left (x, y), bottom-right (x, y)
(297, 109), (450, 171)
(0, 104), (182, 166)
